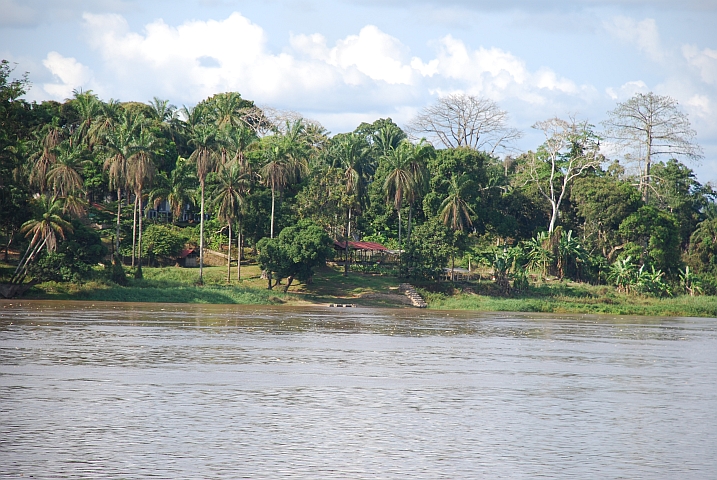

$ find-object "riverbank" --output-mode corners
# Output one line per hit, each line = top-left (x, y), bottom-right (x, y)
(6, 264), (717, 317)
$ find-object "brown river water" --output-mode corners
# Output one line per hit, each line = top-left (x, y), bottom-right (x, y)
(1, 300), (716, 478)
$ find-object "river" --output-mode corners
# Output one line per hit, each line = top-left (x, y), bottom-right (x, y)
(1, 301), (715, 478)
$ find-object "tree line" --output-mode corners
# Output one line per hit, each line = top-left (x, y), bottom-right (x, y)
(1, 59), (715, 296)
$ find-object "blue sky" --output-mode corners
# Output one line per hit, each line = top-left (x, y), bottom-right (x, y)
(2, 0), (716, 182)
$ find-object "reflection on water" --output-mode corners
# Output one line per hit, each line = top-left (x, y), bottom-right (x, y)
(1, 301), (716, 478)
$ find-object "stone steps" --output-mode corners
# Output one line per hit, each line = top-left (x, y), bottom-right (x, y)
(399, 283), (428, 308)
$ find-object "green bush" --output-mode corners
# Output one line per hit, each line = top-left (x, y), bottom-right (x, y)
(402, 218), (452, 280)
(257, 220), (332, 291)
(141, 224), (188, 265)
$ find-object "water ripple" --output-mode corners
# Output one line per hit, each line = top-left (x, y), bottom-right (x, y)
(1, 300), (716, 478)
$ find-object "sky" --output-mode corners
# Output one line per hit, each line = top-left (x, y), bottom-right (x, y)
(2, 0), (717, 183)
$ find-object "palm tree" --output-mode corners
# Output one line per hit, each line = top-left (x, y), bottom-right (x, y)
(440, 175), (475, 280)
(211, 92), (251, 130)
(187, 120), (219, 284)
(88, 98), (122, 146)
(126, 127), (157, 279)
(404, 140), (431, 242)
(212, 161), (251, 282)
(260, 142), (291, 239)
(46, 141), (88, 199)
(149, 157), (196, 224)
(29, 121), (62, 193)
(13, 194), (73, 284)
(71, 89), (101, 149)
(330, 134), (373, 274)
(148, 97), (178, 124)
(216, 122), (256, 170)
(382, 141), (428, 259)
(372, 121), (406, 158)
(100, 110), (144, 263)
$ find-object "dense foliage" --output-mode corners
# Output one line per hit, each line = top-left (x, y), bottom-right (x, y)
(1, 60), (715, 297)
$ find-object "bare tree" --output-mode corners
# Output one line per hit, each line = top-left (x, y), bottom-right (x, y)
(525, 117), (601, 233)
(407, 94), (522, 154)
(259, 106), (325, 135)
(602, 92), (703, 201)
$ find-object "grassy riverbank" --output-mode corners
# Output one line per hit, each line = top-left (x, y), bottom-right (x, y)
(4, 263), (717, 317)
(421, 284), (717, 317)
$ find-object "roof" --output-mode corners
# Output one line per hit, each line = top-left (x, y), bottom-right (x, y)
(333, 240), (388, 251)
(179, 248), (197, 258)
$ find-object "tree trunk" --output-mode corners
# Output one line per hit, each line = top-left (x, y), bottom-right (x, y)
(131, 194), (138, 268)
(227, 222), (232, 283)
(548, 200), (558, 233)
(199, 181), (205, 284)
(3, 229), (13, 262)
(643, 133), (653, 203)
(237, 222), (242, 281)
(135, 190), (143, 279)
(283, 275), (294, 293)
(270, 187), (275, 238)
(344, 207), (351, 276)
(114, 188), (122, 265)
(407, 205), (412, 243)
(398, 209), (402, 266)
(451, 249), (455, 281)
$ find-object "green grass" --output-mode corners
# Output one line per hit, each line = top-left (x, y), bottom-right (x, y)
(16, 264), (409, 307)
(4, 261), (717, 317)
(421, 281), (717, 317)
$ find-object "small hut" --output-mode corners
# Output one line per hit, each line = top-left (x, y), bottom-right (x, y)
(333, 240), (390, 265)
(178, 248), (199, 267)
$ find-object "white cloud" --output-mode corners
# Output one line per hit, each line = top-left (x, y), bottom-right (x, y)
(604, 16), (664, 62)
(605, 80), (648, 100)
(682, 44), (717, 85)
(416, 35), (590, 106)
(42, 51), (93, 99)
(81, 12), (367, 104)
(686, 94), (712, 119)
(291, 26), (416, 86)
(74, 11), (598, 115)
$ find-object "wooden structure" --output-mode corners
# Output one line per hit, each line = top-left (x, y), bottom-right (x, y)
(332, 240), (393, 265)
(178, 248), (198, 267)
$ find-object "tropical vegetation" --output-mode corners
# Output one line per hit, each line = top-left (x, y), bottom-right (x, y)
(1, 59), (716, 310)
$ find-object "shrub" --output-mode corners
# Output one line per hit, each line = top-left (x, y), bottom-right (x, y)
(141, 224), (187, 265)
(402, 219), (452, 280)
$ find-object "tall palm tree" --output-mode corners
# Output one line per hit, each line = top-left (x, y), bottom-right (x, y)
(440, 175), (475, 280)
(382, 140), (429, 257)
(148, 97), (178, 124)
(373, 121), (406, 158)
(440, 175), (474, 232)
(404, 140), (431, 242)
(101, 110), (144, 262)
(149, 157), (196, 224)
(187, 120), (219, 284)
(330, 134), (373, 274)
(126, 127), (157, 279)
(260, 142), (291, 239)
(13, 195), (73, 284)
(88, 98), (122, 146)
(29, 122), (62, 194)
(212, 161), (251, 282)
(272, 119), (311, 196)
(46, 141), (88, 199)
(71, 89), (101, 149)
(212, 92), (251, 130)
(217, 122), (255, 167)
